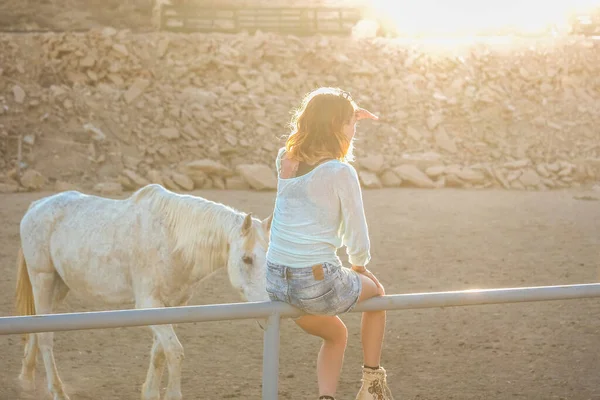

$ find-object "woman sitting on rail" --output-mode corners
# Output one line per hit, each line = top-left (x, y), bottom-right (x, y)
(266, 87), (394, 400)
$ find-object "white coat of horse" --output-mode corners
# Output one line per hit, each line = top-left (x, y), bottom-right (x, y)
(15, 183), (272, 400)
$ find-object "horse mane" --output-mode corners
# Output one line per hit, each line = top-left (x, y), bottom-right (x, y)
(132, 184), (245, 274)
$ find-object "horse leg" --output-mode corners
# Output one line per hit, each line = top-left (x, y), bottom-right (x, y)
(137, 296), (183, 400)
(141, 335), (166, 400)
(19, 274), (67, 390)
(31, 271), (70, 400)
(151, 324), (184, 400)
(53, 276), (69, 304)
(18, 333), (38, 389)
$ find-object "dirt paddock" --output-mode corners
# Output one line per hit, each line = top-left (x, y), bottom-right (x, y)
(1, 188), (599, 400)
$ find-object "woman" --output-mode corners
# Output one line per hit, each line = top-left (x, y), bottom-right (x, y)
(266, 87), (394, 400)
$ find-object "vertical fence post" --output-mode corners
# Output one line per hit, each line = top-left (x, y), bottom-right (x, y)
(262, 312), (281, 400)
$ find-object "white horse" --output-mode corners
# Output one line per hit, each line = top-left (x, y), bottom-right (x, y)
(15, 183), (272, 400)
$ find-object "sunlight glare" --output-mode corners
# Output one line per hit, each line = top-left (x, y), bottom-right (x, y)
(366, 0), (599, 36)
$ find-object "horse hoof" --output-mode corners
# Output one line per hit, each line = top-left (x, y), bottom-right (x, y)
(164, 390), (182, 400)
(49, 387), (70, 400)
(18, 373), (35, 390)
(141, 390), (161, 400)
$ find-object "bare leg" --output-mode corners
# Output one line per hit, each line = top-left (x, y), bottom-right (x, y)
(141, 336), (166, 400)
(356, 274), (386, 368)
(295, 315), (348, 397)
(32, 272), (69, 400)
(354, 273), (394, 399)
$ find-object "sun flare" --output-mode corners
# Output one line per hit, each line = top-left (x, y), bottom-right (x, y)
(364, 0), (599, 36)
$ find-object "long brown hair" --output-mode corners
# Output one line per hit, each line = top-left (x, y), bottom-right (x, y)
(285, 87), (357, 165)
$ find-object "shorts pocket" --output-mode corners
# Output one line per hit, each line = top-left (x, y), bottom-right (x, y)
(296, 288), (337, 315)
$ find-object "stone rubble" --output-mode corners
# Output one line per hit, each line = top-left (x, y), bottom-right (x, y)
(0, 30), (599, 194)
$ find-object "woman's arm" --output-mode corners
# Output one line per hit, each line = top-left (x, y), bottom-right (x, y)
(335, 164), (371, 267)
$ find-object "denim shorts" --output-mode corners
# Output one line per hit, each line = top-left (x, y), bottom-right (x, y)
(266, 261), (362, 316)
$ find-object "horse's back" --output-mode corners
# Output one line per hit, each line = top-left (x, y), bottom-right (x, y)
(21, 190), (86, 235)
(26, 189), (84, 211)
(20, 187), (168, 304)
(21, 185), (178, 245)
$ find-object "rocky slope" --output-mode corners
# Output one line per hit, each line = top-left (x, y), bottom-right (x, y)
(1, 29), (599, 194)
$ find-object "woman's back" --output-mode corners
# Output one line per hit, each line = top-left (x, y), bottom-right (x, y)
(266, 147), (371, 269)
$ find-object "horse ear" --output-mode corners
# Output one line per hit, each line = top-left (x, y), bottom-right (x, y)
(242, 213), (253, 236)
(262, 214), (273, 233)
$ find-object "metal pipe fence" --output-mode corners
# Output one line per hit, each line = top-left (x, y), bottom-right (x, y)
(2, 283), (600, 399)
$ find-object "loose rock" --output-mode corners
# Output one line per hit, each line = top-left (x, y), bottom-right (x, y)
(236, 164), (277, 190)
(225, 176), (250, 190)
(393, 165), (436, 189)
(379, 170), (402, 187)
(12, 85), (26, 104)
(20, 169), (45, 190)
(93, 182), (123, 195)
(186, 159), (233, 177)
(171, 172), (194, 191)
(358, 171), (382, 189)
(358, 155), (385, 174)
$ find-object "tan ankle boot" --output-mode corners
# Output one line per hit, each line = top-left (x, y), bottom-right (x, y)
(355, 366), (394, 400)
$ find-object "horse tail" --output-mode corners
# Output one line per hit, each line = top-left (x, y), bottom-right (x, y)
(15, 246), (35, 342)
(16, 246), (36, 317)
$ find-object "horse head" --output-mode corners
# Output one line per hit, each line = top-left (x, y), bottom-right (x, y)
(227, 212), (272, 303)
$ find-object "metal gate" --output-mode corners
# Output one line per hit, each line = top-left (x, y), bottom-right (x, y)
(159, 4), (363, 35)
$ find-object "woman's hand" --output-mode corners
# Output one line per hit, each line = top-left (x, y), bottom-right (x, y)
(355, 107), (379, 122)
(352, 266), (385, 296)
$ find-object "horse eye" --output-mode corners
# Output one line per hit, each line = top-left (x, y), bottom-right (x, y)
(242, 255), (253, 265)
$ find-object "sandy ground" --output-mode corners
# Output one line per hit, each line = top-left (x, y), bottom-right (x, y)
(0, 188), (599, 400)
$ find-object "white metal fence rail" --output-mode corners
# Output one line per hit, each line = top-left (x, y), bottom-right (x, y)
(2, 283), (600, 399)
